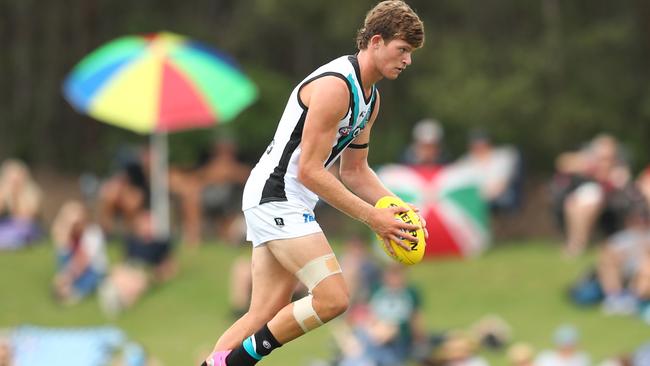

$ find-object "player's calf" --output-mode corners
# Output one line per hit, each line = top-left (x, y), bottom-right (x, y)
(207, 254), (345, 366)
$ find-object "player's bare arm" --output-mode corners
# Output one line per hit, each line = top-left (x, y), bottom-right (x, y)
(339, 92), (428, 244)
(298, 77), (419, 248)
(339, 92), (392, 204)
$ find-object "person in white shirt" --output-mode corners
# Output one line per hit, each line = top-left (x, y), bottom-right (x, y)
(535, 325), (591, 366)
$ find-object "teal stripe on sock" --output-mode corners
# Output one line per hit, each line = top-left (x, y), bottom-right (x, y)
(243, 337), (262, 361)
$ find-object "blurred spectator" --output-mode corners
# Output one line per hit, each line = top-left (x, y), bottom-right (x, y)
(597, 199), (650, 315)
(170, 137), (251, 245)
(0, 159), (42, 249)
(506, 342), (535, 366)
(334, 263), (426, 366)
(98, 146), (151, 236)
(402, 118), (448, 166)
(51, 200), (108, 305)
(633, 342), (650, 366)
(534, 324), (590, 366)
(99, 211), (176, 317)
(453, 129), (522, 213)
(0, 332), (14, 366)
(339, 236), (383, 324)
(469, 315), (512, 351)
(228, 255), (252, 318)
(551, 134), (631, 256)
(433, 331), (489, 366)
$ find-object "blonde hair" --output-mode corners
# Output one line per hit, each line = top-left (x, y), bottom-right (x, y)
(356, 1), (425, 50)
(0, 159), (41, 219)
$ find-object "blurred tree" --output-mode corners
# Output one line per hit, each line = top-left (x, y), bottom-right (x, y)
(0, 0), (648, 174)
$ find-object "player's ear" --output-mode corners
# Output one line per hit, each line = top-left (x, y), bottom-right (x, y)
(369, 34), (384, 49)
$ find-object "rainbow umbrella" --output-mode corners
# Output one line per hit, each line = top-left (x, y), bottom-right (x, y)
(63, 32), (257, 238)
(63, 31), (257, 132)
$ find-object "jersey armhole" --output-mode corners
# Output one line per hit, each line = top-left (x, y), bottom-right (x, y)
(296, 72), (353, 113)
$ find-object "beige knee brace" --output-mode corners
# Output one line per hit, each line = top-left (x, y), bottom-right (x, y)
(295, 253), (342, 292)
(292, 295), (322, 332)
(292, 254), (342, 332)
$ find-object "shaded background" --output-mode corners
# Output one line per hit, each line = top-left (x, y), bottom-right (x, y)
(2, 0), (650, 174)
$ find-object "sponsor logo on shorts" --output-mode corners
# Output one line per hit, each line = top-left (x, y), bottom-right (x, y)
(303, 213), (316, 223)
(262, 340), (272, 349)
(274, 217), (285, 226)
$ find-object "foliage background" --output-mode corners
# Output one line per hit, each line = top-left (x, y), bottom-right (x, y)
(2, 0), (650, 173)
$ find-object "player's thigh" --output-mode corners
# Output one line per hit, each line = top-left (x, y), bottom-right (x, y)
(248, 244), (298, 317)
(267, 233), (347, 296)
(266, 232), (335, 274)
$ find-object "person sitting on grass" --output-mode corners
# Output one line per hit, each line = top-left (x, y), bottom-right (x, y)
(551, 134), (631, 257)
(534, 324), (590, 366)
(0, 159), (42, 249)
(99, 211), (177, 317)
(51, 200), (108, 305)
(597, 199), (650, 316)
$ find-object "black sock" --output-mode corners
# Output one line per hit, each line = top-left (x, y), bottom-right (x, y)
(224, 347), (258, 366)
(225, 324), (282, 365)
(252, 323), (282, 356)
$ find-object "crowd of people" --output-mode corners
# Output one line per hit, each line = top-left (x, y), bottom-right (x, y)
(551, 134), (650, 324)
(400, 119), (523, 215)
(1, 125), (649, 364)
(305, 237), (647, 366)
(0, 134), (252, 317)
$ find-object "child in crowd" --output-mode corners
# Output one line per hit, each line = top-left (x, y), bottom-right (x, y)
(51, 200), (108, 305)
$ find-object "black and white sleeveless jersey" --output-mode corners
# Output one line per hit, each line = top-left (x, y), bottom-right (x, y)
(242, 55), (378, 211)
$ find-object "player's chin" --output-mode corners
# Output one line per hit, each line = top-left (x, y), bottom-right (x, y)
(383, 71), (401, 80)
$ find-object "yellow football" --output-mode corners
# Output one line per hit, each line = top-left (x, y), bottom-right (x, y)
(374, 196), (426, 265)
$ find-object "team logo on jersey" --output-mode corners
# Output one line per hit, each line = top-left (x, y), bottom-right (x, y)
(359, 110), (367, 119)
(274, 217), (284, 227)
(338, 126), (362, 138)
(338, 126), (352, 136)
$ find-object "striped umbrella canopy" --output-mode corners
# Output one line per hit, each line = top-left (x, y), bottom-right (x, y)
(63, 31), (257, 133)
(377, 164), (491, 258)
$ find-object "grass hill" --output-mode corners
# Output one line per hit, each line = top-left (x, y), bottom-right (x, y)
(0, 240), (647, 365)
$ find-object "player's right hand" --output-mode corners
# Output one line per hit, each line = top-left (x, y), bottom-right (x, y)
(365, 205), (421, 252)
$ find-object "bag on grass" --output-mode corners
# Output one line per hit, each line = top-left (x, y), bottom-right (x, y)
(568, 268), (604, 306)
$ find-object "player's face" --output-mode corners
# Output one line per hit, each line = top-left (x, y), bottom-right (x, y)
(376, 38), (414, 80)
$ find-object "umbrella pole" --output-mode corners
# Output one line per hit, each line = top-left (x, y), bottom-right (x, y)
(151, 132), (170, 240)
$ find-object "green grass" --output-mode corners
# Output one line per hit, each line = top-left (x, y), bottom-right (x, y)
(0, 240), (647, 365)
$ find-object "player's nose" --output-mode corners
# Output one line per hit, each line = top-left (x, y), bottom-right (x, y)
(403, 53), (412, 66)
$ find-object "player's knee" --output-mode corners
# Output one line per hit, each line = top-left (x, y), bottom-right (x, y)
(292, 253), (347, 330)
(313, 289), (349, 322)
(292, 291), (348, 334)
(245, 307), (277, 325)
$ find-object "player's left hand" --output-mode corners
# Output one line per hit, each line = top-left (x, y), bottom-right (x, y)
(408, 203), (429, 240)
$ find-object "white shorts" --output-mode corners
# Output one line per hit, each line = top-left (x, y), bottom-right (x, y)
(243, 201), (323, 247)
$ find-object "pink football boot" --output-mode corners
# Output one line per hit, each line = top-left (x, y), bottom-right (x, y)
(204, 350), (231, 366)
